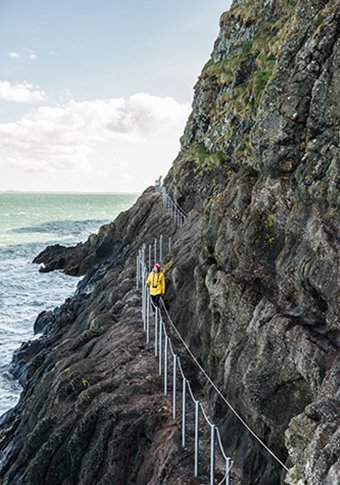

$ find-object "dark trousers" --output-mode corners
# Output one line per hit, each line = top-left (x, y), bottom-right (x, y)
(151, 294), (160, 310)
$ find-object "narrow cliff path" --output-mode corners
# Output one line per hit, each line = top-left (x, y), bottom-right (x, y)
(1, 185), (338, 484)
(0, 268), (212, 484)
(0, 188), (222, 485)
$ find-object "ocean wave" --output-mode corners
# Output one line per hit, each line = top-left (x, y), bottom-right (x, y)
(11, 219), (107, 236)
(0, 193), (137, 417)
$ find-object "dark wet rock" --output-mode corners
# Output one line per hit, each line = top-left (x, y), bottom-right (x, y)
(34, 310), (54, 334)
(1, 289), (206, 484)
(10, 338), (48, 386)
(33, 242), (93, 276)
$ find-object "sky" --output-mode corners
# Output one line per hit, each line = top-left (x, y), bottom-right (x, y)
(0, 0), (232, 193)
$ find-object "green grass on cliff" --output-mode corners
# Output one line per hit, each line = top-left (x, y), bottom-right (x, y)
(253, 69), (273, 96)
(195, 0), (301, 161)
(200, 0), (300, 108)
(202, 40), (277, 100)
(183, 142), (224, 169)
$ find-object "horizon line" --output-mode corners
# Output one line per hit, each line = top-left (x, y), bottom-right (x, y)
(0, 190), (141, 195)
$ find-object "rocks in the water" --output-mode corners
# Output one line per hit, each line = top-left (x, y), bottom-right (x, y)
(34, 310), (54, 334)
(10, 337), (48, 386)
(33, 242), (94, 276)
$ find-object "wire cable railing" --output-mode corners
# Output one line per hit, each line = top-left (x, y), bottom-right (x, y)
(137, 235), (291, 481)
(136, 236), (172, 273)
(137, 244), (233, 484)
(155, 184), (187, 228)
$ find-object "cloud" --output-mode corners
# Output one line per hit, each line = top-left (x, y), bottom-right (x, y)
(20, 48), (39, 61)
(7, 52), (20, 59)
(6, 49), (38, 61)
(105, 93), (190, 137)
(0, 93), (190, 174)
(0, 80), (47, 103)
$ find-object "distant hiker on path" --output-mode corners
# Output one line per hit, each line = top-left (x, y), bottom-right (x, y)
(146, 263), (165, 309)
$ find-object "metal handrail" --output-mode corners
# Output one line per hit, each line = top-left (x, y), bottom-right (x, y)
(136, 246), (233, 483)
(137, 233), (292, 481)
(155, 184), (187, 228)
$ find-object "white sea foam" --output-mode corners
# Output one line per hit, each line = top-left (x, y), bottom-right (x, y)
(0, 192), (137, 417)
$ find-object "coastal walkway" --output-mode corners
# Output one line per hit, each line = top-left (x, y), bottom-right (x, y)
(135, 185), (289, 484)
(136, 245), (233, 485)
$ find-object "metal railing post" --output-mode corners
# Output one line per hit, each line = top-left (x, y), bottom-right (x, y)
(140, 250), (143, 279)
(143, 279), (146, 331)
(141, 265), (148, 332)
(182, 378), (186, 448)
(158, 316), (163, 376)
(154, 238), (157, 264)
(164, 336), (168, 395)
(155, 307), (158, 357)
(172, 354), (177, 419)
(168, 237), (171, 252)
(226, 458), (231, 485)
(142, 244), (145, 269)
(136, 255), (139, 289)
(146, 293), (150, 343)
(159, 234), (163, 264)
(148, 244), (152, 272)
(210, 425), (215, 485)
(194, 400), (200, 477)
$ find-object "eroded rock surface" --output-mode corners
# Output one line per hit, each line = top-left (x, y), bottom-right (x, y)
(163, 0), (339, 483)
(1, 190), (203, 485)
(1, 1), (339, 484)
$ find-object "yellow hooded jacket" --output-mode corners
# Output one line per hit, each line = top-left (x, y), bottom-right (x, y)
(146, 271), (165, 296)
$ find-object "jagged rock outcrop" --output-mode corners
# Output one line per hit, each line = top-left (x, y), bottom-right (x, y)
(32, 203), (149, 276)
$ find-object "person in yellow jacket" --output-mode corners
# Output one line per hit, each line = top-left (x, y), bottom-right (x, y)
(146, 263), (165, 310)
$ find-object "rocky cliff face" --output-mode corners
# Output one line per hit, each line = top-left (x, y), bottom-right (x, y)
(0, 1), (339, 484)
(0, 191), (199, 485)
(164, 0), (339, 483)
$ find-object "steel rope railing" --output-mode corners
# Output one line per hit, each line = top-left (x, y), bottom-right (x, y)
(160, 291), (290, 473)
(137, 235), (291, 480)
(136, 237), (171, 273)
(137, 235), (326, 372)
(136, 245), (234, 484)
(155, 184), (187, 228)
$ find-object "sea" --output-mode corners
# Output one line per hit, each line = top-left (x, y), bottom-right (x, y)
(0, 192), (138, 418)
